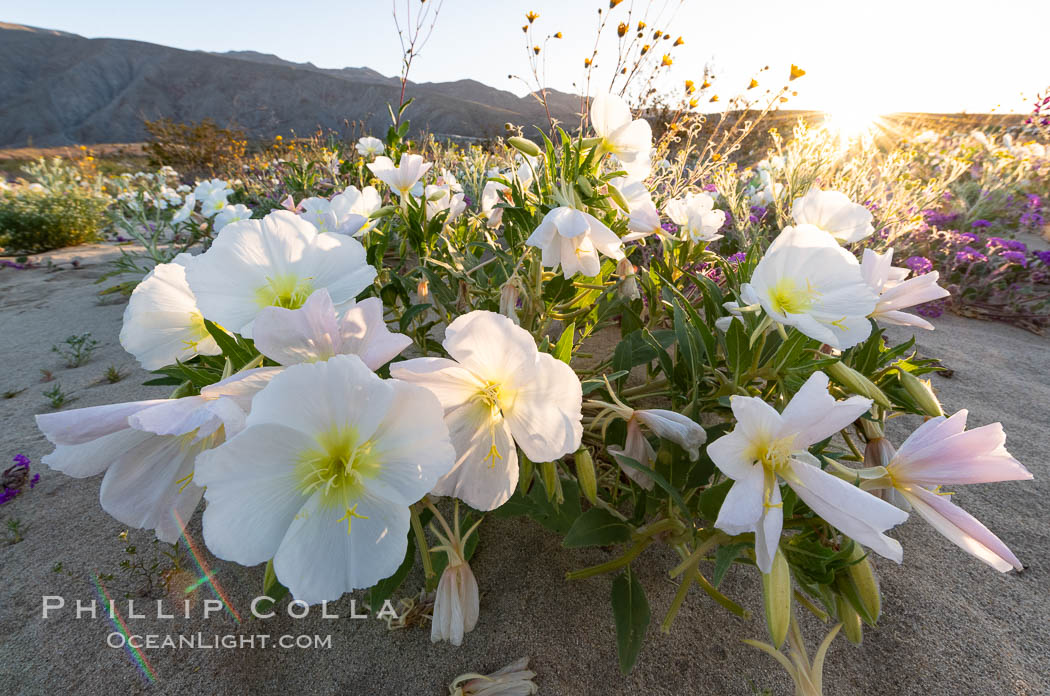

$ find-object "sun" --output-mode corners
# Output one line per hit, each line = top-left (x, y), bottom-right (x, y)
(823, 107), (883, 139)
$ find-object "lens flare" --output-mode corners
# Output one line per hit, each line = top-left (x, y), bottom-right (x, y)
(92, 575), (157, 685)
(173, 509), (241, 623)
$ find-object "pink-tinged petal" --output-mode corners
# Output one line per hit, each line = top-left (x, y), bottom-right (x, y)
(253, 288), (342, 364)
(902, 484), (1023, 572)
(753, 484), (784, 574)
(338, 297), (413, 370)
(41, 428), (154, 478)
(127, 396), (213, 437)
(390, 357), (483, 410)
(891, 413), (1032, 486)
(715, 465), (765, 536)
(780, 371), (872, 448)
(609, 419), (656, 489)
(876, 272), (950, 313)
(36, 400), (167, 446)
(634, 409), (706, 460)
(787, 454), (906, 563)
(200, 366), (283, 413)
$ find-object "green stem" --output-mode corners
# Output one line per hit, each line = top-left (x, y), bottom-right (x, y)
(566, 539), (650, 581)
(410, 505), (434, 583)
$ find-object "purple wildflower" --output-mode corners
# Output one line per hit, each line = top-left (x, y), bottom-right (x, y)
(971, 219), (992, 229)
(1001, 251), (1027, 267)
(726, 252), (747, 264)
(462, 195), (473, 208)
(956, 246), (988, 264)
(917, 300), (945, 319)
(957, 231), (980, 244)
(905, 256), (933, 275)
(1034, 250), (1050, 266)
(748, 205), (767, 225)
(12, 454), (30, 469)
(0, 488), (17, 505)
(703, 183), (718, 192)
(661, 221), (679, 235)
(30, 474), (40, 489)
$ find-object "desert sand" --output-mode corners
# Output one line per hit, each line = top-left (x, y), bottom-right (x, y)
(0, 244), (1046, 696)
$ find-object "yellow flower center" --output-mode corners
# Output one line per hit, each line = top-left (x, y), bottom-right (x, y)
(746, 434), (797, 510)
(768, 277), (819, 315)
(255, 273), (314, 310)
(473, 381), (513, 469)
(296, 426), (380, 531)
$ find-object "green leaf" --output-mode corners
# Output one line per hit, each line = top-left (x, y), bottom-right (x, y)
(399, 303), (431, 333)
(713, 543), (750, 587)
(611, 566), (650, 674)
(203, 319), (253, 367)
(582, 371), (629, 395)
(553, 321), (575, 364)
(614, 455), (691, 518)
(563, 508), (632, 548)
(725, 318), (749, 382)
(698, 479), (733, 521)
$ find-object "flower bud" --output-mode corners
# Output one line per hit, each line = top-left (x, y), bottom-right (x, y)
(898, 368), (943, 417)
(575, 447), (598, 504)
(575, 175), (594, 198)
(370, 204), (399, 218)
(616, 258), (640, 301)
(450, 657), (538, 696)
(863, 437), (895, 469)
(499, 276), (523, 325)
(540, 460), (560, 503)
(826, 361), (891, 408)
(836, 593), (864, 645)
(518, 454), (534, 495)
(606, 181), (630, 212)
(846, 545), (881, 624)
(580, 136), (603, 149)
(508, 136), (541, 158)
(762, 547), (792, 648)
(169, 380), (194, 399)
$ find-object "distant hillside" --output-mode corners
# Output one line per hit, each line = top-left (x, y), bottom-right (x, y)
(0, 23), (583, 147)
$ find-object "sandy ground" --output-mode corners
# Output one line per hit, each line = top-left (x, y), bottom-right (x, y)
(0, 244), (1046, 696)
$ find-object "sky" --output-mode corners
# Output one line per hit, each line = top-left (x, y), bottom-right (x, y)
(1, 0), (1046, 115)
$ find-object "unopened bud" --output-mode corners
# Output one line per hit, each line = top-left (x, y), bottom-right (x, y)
(499, 276), (523, 325)
(575, 447), (598, 504)
(898, 368), (943, 417)
(508, 136), (541, 158)
(863, 437), (895, 469)
(580, 136), (603, 149)
(575, 175), (594, 198)
(846, 545), (881, 624)
(827, 361), (891, 409)
(616, 258), (640, 301)
(762, 547), (792, 648)
(416, 277), (430, 302)
(539, 460), (562, 504)
(370, 205), (399, 218)
(518, 454), (534, 495)
(606, 182), (630, 212)
(836, 593), (864, 645)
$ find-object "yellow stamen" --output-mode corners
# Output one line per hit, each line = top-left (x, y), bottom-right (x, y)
(337, 504), (369, 535)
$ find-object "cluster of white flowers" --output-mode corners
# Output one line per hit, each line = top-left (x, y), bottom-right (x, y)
(35, 97), (1034, 658)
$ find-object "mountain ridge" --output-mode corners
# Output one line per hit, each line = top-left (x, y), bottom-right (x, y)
(0, 23), (583, 148)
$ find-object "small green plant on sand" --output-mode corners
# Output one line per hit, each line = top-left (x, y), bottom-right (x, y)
(52, 333), (99, 367)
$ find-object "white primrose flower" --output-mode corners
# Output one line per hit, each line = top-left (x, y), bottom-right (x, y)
(741, 224), (878, 349)
(663, 191), (726, 242)
(298, 197), (340, 234)
(707, 371), (907, 573)
(213, 203), (251, 232)
(791, 188), (875, 244)
(35, 369), (277, 543)
(525, 206), (625, 278)
(193, 178), (231, 201)
(171, 193), (195, 223)
(481, 180), (509, 228)
(590, 92), (653, 180)
(330, 185), (382, 236)
(861, 411), (1032, 572)
(860, 248), (950, 330)
(184, 210), (377, 338)
(355, 136), (385, 158)
(119, 254), (221, 370)
(200, 191), (231, 219)
(610, 177), (662, 242)
(432, 553), (479, 647)
(750, 181), (783, 207)
(367, 154), (432, 199)
(252, 289), (411, 369)
(425, 184), (467, 223)
(195, 355), (455, 604)
(391, 311), (583, 511)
